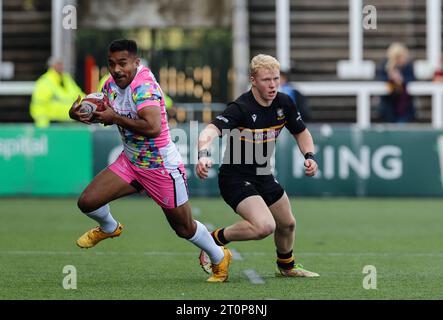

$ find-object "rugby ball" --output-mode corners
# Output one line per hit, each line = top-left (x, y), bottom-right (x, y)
(78, 93), (108, 115)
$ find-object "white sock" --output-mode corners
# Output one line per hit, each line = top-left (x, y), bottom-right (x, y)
(83, 204), (118, 233)
(188, 220), (224, 264)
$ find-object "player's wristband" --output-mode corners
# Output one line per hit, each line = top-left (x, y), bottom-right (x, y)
(304, 152), (316, 161)
(198, 149), (211, 159)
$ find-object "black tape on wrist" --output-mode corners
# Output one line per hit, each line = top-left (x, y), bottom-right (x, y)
(304, 152), (315, 161)
(198, 149), (211, 159)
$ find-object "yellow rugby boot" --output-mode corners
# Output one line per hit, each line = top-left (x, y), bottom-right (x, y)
(207, 247), (232, 283)
(276, 263), (319, 278)
(76, 223), (123, 248)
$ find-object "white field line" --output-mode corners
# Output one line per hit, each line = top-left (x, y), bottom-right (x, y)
(230, 248), (244, 261)
(1, 251), (443, 257)
(243, 252), (443, 257)
(0, 251), (196, 256)
(243, 269), (265, 284)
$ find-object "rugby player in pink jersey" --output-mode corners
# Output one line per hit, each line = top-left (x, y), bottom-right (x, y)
(69, 39), (231, 282)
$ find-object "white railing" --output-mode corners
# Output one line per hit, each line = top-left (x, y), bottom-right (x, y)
(0, 82), (35, 95)
(294, 81), (387, 129)
(294, 81), (443, 129)
(1, 80), (443, 129)
(407, 82), (443, 129)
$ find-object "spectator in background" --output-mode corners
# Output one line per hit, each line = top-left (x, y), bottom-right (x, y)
(279, 70), (310, 122)
(377, 43), (416, 123)
(30, 57), (84, 128)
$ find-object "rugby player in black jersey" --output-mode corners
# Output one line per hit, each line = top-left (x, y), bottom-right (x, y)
(196, 54), (319, 277)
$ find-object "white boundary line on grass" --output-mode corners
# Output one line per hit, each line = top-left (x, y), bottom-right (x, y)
(0, 250), (196, 256)
(2, 251), (443, 257)
(243, 269), (265, 284)
(243, 252), (443, 257)
(230, 248), (244, 261)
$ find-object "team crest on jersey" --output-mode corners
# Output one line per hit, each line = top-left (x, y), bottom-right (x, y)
(252, 114), (257, 122)
(277, 108), (285, 120)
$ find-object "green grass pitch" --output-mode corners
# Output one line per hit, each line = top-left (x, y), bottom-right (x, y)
(0, 197), (442, 300)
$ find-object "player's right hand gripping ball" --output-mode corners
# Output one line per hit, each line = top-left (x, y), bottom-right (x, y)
(78, 93), (109, 123)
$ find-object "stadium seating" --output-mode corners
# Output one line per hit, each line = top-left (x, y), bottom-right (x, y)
(0, 0), (437, 123)
(248, 0), (432, 123)
(0, 0), (51, 122)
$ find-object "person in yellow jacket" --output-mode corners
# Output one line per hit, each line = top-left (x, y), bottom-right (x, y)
(30, 57), (84, 128)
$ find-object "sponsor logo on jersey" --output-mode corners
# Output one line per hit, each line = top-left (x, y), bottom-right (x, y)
(296, 111), (302, 121)
(216, 115), (229, 123)
(238, 123), (286, 144)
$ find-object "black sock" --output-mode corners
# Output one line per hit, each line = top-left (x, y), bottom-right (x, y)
(276, 250), (295, 270)
(211, 228), (230, 246)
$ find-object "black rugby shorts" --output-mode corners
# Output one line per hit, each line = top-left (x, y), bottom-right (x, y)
(218, 172), (285, 212)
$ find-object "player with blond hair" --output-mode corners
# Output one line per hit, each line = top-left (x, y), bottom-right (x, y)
(196, 54), (319, 277)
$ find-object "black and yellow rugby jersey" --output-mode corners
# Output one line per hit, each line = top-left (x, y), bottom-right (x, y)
(212, 90), (306, 176)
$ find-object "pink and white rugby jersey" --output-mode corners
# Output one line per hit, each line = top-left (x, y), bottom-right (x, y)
(102, 65), (182, 169)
